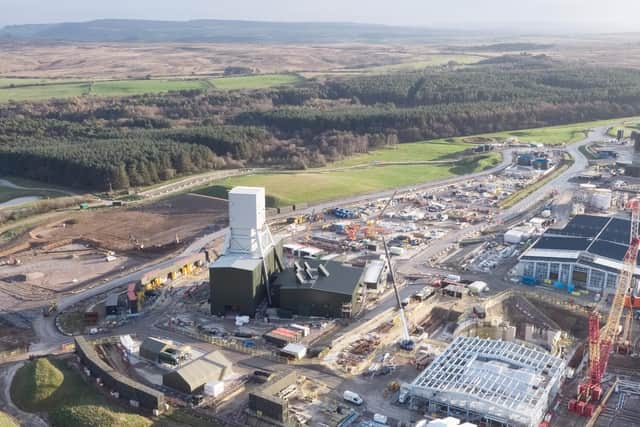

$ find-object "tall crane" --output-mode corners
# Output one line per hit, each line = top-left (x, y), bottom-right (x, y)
(569, 199), (640, 416)
(378, 191), (414, 351)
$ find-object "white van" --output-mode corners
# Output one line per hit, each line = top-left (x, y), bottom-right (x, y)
(343, 390), (363, 405)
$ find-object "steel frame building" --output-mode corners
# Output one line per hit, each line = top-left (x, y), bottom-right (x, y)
(407, 337), (566, 427)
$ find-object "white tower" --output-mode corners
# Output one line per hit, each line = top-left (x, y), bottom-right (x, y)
(223, 186), (275, 256)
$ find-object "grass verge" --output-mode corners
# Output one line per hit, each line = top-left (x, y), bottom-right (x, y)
(10, 358), (152, 427)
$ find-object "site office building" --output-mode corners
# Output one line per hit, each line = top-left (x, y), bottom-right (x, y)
(210, 187), (283, 316)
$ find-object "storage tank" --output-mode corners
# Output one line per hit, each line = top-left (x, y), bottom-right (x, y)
(591, 189), (612, 211)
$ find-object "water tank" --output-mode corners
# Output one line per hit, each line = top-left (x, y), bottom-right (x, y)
(591, 189), (612, 211)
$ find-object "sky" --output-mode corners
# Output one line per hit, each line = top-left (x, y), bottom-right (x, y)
(0, 0), (639, 32)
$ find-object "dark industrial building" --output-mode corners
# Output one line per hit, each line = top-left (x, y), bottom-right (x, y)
(248, 372), (299, 424)
(272, 260), (364, 318)
(210, 244), (283, 316)
(162, 351), (232, 394)
(209, 186), (284, 317)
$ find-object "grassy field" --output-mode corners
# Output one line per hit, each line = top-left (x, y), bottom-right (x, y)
(357, 54), (486, 73)
(0, 82), (91, 102)
(209, 73), (304, 90)
(329, 139), (470, 167)
(607, 117), (640, 138)
(90, 79), (209, 96)
(0, 73), (305, 102)
(11, 358), (152, 427)
(0, 176), (72, 205)
(198, 153), (500, 206)
(461, 116), (640, 145)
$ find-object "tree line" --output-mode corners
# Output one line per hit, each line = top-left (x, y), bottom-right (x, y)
(3, 56), (640, 190)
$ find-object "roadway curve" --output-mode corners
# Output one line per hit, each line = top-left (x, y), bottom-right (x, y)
(403, 126), (608, 266)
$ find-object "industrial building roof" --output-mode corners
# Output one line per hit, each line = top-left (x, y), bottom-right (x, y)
(524, 214), (640, 266)
(408, 337), (565, 427)
(253, 372), (299, 403)
(140, 337), (172, 358)
(273, 260), (363, 296)
(363, 260), (386, 285)
(163, 351), (232, 393)
(211, 254), (263, 272)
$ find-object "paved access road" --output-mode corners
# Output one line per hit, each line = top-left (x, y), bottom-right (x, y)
(403, 126), (609, 266)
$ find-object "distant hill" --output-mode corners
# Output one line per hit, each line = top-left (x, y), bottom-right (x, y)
(454, 42), (554, 52)
(0, 19), (461, 44)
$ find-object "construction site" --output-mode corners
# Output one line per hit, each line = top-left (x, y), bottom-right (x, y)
(7, 132), (640, 427)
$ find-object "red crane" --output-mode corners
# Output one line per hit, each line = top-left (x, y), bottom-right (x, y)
(569, 199), (640, 416)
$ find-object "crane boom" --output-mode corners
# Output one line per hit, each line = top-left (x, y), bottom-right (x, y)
(570, 200), (640, 415)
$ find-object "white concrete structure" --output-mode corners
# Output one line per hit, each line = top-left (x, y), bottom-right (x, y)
(591, 189), (612, 211)
(408, 337), (565, 427)
(225, 186), (274, 256)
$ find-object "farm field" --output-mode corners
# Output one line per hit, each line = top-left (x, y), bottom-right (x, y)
(199, 153), (500, 206)
(0, 74), (304, 102)
(90, 79), (210, 96)
(0, 82), (90, 102)
(10, 358), (151, 427)
(329, 139), (471, 167)
(210, 73), (304, 90)
(351, 54), (486, 73)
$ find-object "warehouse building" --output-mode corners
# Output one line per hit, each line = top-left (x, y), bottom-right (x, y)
(516, 214), (638, 294)
(272, 260), (364, 318)
(139, 337), (189, 366)
(248, 372), (299, 424)
(407, 337), (565, 427)
(162, 351), (232, 394)
(210, 187), (283, 316)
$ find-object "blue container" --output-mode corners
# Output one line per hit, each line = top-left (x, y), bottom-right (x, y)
(521, 276), (537, 286)
(567, 283), (575, 293)
(553, 281), (565, 290)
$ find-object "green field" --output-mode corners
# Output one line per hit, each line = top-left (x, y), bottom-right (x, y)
(357, 54), (486, 73)
(0, 177), (71, 205)
(0, 82), (91, 102)
(0, 73), (305, 102)
(90, 79), (209, 96)
(461, 116), (640, 145)
(11, 358), (152, 427)
(608, 117), (640, 138)
(0, 78), (69, 88)
(329, 139), (471, 167)
(210, 74), (304, 90)
(198, 153), (500, 206)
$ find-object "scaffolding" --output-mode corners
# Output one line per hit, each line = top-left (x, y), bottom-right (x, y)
(407, 337), (566, 427)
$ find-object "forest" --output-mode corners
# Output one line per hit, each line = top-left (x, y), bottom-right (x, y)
(3, 56), (640, 190)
